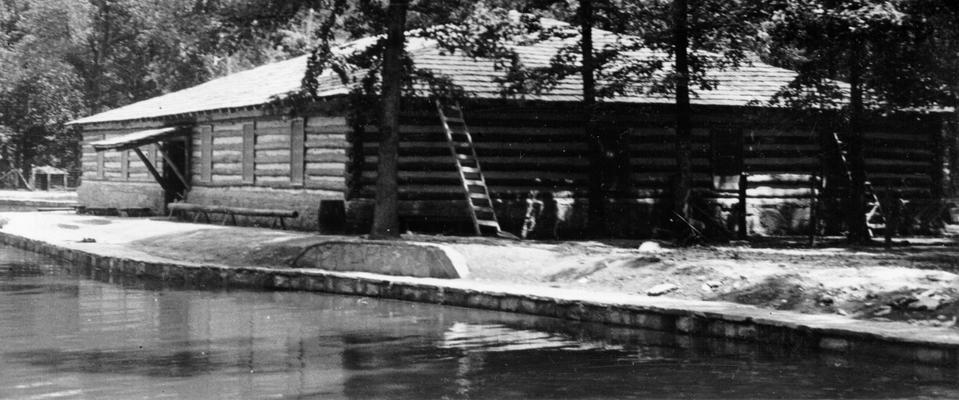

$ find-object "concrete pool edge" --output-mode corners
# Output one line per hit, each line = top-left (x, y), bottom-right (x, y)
(2, 231), (957, 367)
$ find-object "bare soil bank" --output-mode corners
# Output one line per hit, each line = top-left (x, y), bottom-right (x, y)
(131, 227), (959, 329)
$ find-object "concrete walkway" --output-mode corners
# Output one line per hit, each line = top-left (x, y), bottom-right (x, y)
(1, 211), (958, 366)
(0, 189), (78, 209)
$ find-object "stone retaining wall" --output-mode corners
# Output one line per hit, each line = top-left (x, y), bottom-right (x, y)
(1, 231), (956, 367)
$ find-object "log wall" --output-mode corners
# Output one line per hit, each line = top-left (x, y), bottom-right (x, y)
(75, 100), (944, 237)
(349, 103), (943, 237)
(188, 115), (349, 193)
(80, 126), (165, 184)
(77, 105), (352, 230)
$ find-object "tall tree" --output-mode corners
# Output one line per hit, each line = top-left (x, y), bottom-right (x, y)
(370, 0), (410, 238)
(671, 0), (693, 241)
(303, 0), (524, 238)
(766, 0), (908, 243)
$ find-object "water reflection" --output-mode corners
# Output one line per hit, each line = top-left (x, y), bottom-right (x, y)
(0, 245), (958, 399)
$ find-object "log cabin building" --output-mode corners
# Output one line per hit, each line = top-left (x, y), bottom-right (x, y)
(69, 26), (954, 238)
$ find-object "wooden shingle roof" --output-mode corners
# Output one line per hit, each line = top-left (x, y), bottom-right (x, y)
(71, 23), (814, 125)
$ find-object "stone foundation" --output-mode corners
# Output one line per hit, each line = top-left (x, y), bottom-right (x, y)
(185, 186), (345, 231)
(77, 181), (164, 211)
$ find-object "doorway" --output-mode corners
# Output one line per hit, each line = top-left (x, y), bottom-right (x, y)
(161, 139), (189, 206)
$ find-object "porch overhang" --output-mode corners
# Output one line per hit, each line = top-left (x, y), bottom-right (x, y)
(89, 126), (191, 198)
(91, 127), (184, 152)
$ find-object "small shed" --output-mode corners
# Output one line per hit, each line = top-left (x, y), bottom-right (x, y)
(31, 166), (70, 191)
(67, 23), (954, 237)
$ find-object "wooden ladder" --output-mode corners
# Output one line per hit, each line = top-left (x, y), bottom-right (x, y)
(832, 131), (885, 236)
(436, 100), (502, 236)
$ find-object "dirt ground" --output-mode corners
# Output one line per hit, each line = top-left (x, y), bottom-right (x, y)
(129, 224), (959, 330)
(2, 191), (954, 329)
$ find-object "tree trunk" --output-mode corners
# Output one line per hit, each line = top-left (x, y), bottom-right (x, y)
(846, 42), (870, 244)
(581, 0), (605, 237)
(950, 93), (959, 197)
(672, 0), (693, 243)
(370, 0), (408, 239)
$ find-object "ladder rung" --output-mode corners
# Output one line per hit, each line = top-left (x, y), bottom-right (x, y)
(455, 154), (475, 160)
(469, 192), (489, 199)
(445, 117), (465, 124)
(460, 166), (480, 173)
(476, 220), (500, 227)
(464, 179), (485, 186)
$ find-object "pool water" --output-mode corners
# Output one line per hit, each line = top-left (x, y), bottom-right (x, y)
(0, 245), (957, 399)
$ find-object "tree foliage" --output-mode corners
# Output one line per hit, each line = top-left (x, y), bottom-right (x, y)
(0, 0), (322, 179)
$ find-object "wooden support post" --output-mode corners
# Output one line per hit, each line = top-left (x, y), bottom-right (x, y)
(242, 124), (255, 184)
(809, 175), (819, 247)
(884, 190), (901, 247)
(291, 118), (305, 185)
(133, 147), (174, 195)
(737, 172), (748, 240)
(158, 147), (190, 191)
(200, 126), (213, 183)
(120, 151), (129, 180)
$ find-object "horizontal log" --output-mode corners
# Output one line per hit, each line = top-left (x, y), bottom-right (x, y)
(746, 129), (815, 138)
(307, 132), (347, 141)
(864, 149), (932, 159)
(868, 173), (932, 181)
(169, 202), (299, 218)
(256, 149), (289, 158)
(304, 178), (348, 191)
(256, 133), (290, 143)
(363, 155), (590, 166)
(253, 155), (290, 164)
(212, 143), (242, 152)
(212, 129), (243, 139)
(254, 142), (289, 151)
(213, 153), (242, 164)
(212, 165), (241, 175)
(306, 116), (347, 126)
(364, 124), (586, 136)
(213, 136), (243, 145)
(864, 131), (930, 141)
(255, 119), (290, 129)
(360, 170), (587, 182)
(306, 167), (345, 177)
(306, 161), (344, 170)
(307, 152), (349, 163)
(747, 144), (820, 153)
(255, 162), (289, 172)
(745, 157), (818, 166)
(306, 139), (350, 149)
(864, 158), (930, 167)
(746, 173), (815, 183)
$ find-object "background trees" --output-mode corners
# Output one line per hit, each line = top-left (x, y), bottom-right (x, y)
(763, 0), (948, 243)
(0, 0), (322, 184)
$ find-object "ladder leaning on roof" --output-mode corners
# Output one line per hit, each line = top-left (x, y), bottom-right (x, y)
(435, 100), (503, 236)
(831, 131), (885, 236)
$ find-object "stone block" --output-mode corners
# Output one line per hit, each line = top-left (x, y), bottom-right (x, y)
(78, 181), (164, 211)
(292, 240), (469, 279)
(676, 316), (705, 334)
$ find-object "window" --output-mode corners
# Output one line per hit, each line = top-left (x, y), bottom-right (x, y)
(711, 128), (743, 191)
